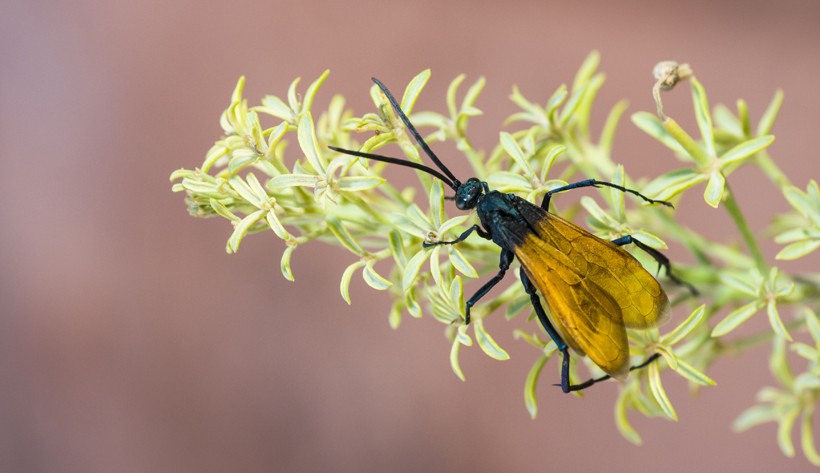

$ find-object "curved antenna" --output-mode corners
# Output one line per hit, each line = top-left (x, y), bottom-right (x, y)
(371, 77), (461, 187)
(329, 146), (456, 189)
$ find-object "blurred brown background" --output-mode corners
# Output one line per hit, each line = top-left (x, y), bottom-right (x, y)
(2, 0), (820, 471)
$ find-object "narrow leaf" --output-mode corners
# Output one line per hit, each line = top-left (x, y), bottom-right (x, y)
(719, 272), (760, 297)
(228, 149), (260, 174)
(287, 77), (301, 111)
(672, 357), (716, 386)
(461, 77), (486, 114)
(258, 95), (294, 122)
(445, 74), (465, 119)
(229, 175), (264, 207)
(402, 250), (429, 291)
(388, 301), (402, 330)
(804, 308), (820, 344)
(663, 118), (711, 167)
(448, 245), (478, 279)
(340, 262), (362, 304)
(559, 82), (587, 126)
(771, 336), (795, 389)
(615, 387), (643, 445)
(209, 198), (240, 222)
(500, 132), (534, 176)
(303, 70), (330, 114)
(734, 405), (777, 431)
(325, 215), (363, 255)
(631, 112), (687, 157)
(405, 292), (421, 318)
(280, 246), (296, 282)
(801, 405), (820, 466)
(648, 361), (678, 421)
(448, 276), (465, 318)
(757, 89), (784, 137)
(438, 215), (471, 237)
(545, 85), (568, 121)
(737, 99), (751, 137)
(363, 263), (392, 291)
(704, 171), (726, 208)
(450, 336), (466, 381)
(719, 135), (775, 167)
(662, 305), (706, 346)
(777, 407), (799, 458)
(572, 50), (600, 91)
(776, 240), (820, 260)
(690, 78), (715, 157)
(474, 320), (510, 360)
(401, 69), (431, 114)
(298, 112), (325, 173)
(631, 230), (667, 250)
(265, 209), (289, 240)
(269, 173), (319, 189)
(389, 230), (408, 267)
(712, 301), (764, 337)
(227, 209), (266, 253)
(643, 168), (707, 202)
(487, 172), (532, 190)
(338, 176), (385, 191)
(767, 299), (793, 341)
(524, 355), (548, 419)
(599, 100), (628, 155)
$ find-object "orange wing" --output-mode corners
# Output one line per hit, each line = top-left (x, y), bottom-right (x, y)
(512, 208), (670, 379)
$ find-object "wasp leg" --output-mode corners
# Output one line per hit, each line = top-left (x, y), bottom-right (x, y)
(563, 353), (663, 392)
(519, 269), (575, 394)
(461, 249), (514, 325)
(423, 224), (490, 248)
(540, 179), (672, 210)
(521, 263), (668, 392)
(611, 235), (698, 296)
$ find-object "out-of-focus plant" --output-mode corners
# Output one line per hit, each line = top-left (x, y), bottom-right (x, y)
(170, 53), (819, 464)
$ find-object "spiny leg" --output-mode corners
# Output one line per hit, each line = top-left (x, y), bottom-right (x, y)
(562, 353), (662, 392)
(460, 249), (514, 325)
(417, 221), (494, 325)
(519, 269), (574, 393)
(422, 224), (490, 248)
(611, 235), (698, 296)
(540, 179), (672, 210)
(521, 267), (665, 393)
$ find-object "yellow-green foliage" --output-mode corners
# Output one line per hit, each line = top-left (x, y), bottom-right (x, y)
(171, 52), (820, 464)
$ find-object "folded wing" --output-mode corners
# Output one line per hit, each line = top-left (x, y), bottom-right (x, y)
(510, 202), (670, 379)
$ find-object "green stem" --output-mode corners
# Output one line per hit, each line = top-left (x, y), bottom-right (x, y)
(755, 151), (793, 190)
(722, 182), (767, 274)
(720, 318), (805, 354)
(663, 118), (711, 168)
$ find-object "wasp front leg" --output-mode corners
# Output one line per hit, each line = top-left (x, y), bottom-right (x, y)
(422, 224), (490, 248)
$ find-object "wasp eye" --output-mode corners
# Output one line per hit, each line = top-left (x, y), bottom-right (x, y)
(455, 178), (483, 210)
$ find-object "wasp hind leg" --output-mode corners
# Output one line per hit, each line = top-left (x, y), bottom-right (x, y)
(561, 353), (663, 392)
(520, 269), (578, 393)
(611, 235), (698, 296)
(520, 268), (665, 392)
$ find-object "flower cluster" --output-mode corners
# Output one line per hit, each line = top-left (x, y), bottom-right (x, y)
(171, 53), (819, 463)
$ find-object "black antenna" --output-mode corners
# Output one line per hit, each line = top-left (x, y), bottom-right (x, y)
(328, 146), (456, 189)
(370, 77), (461, 188)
